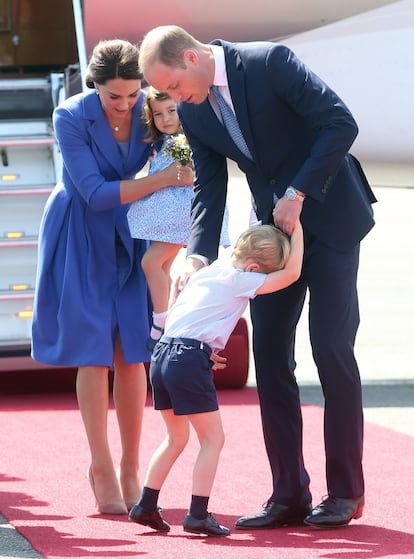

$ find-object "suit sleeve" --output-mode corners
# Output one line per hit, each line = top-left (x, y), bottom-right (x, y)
(179, 109), (229, 263)
(265, 44), (359, 201)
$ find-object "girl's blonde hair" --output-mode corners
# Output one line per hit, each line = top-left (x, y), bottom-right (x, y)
(142, 86), (183, 143)
(232, 225), (291, 273)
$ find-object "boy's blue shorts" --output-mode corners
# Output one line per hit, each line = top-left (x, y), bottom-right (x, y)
(150, 337), (219, 415)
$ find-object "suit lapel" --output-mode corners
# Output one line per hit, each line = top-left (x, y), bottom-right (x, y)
(179, 46), (257, 170)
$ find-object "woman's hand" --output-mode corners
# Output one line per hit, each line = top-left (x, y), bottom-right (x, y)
(122, 162), (193, 204)
(164, 162), (194, 186)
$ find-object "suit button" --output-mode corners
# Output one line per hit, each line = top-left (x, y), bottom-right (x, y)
(269, 179), (276, 185)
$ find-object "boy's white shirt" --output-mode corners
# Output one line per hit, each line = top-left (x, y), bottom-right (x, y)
(165, 258), (266, 351)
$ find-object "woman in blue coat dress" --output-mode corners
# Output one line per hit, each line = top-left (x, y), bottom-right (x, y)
(31, 40), (193, 514)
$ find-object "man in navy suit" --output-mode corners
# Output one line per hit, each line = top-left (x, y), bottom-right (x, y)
(139, 25), (376, 529)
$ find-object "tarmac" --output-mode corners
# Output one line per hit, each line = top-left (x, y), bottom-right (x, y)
(1, 162), (413, 558)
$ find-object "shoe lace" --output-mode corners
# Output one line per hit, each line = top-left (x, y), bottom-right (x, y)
(321, 495), (337, 503)
(206, 512), (220, 525)
(319, 495), (341, 509)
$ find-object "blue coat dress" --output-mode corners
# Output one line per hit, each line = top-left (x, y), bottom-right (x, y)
(31, 89), (152, 366)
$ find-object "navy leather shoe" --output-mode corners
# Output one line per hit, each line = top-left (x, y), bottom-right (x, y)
(304, 495), (365, 528)
(129, 504), (171, 532)
(183, 512), (230, 536)
(235, 501), (312, 529)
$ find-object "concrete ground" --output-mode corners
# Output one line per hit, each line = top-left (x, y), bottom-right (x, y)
(1, 162), (413, 558)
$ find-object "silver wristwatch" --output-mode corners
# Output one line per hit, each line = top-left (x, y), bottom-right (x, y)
(285, 186), (305, 202)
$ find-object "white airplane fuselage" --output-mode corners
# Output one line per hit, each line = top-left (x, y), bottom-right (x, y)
(83, 0), (413, 185)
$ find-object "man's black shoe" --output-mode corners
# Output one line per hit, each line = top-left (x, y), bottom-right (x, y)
(304, 495), (365, 528)
(183, 512), (230, 536)
(235, 501), (312, 529)
(129, 504), (171, 532)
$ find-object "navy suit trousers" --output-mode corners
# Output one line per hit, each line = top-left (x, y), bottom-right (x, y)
(250, 233), (364, 505)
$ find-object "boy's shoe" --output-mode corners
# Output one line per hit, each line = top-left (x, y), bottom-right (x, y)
(183, 512), (230, 536)
(129, 504), (171, 532)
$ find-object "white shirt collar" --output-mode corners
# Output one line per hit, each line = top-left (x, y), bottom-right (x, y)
(210, 45), (227, 87)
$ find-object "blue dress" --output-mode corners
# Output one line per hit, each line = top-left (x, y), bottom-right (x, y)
(31, 90), (152, 366)
(127, 136), (231, 246)
(127, 137), (193, 244)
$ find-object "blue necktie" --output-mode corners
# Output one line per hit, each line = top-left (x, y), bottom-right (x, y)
(211, 85), (252, 160)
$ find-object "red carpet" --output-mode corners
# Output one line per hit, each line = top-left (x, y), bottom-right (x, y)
(1, 387), (414, 559)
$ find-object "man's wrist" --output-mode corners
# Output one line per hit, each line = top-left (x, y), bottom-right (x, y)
(285, 186), (305, 202)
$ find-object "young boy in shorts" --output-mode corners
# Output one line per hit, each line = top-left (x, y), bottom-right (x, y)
(129, 220), (303, 536)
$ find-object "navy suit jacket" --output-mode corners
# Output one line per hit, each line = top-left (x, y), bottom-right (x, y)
(178, 40), (376, 262)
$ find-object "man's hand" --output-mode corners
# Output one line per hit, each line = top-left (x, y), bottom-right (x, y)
(272, 197), (303, 236)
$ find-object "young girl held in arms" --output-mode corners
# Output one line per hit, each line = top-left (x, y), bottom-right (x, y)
(127, 88), (229, 350)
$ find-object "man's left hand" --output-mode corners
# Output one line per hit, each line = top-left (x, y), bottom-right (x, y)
(273, 197), (303, 236)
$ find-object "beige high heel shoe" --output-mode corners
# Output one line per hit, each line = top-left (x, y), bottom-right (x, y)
(87, 467), (128, 515)
(116, 466), (142, 511)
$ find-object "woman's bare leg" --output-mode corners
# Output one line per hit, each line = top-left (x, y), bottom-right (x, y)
(112, 337), (148, 509)
(76, 365), (126, 513)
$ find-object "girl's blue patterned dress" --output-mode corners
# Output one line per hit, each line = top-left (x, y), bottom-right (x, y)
(127, 136), (230, 246)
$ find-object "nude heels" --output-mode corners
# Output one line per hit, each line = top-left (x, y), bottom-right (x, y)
(116, 466), (142, 511)
(87, 467), (128, 515)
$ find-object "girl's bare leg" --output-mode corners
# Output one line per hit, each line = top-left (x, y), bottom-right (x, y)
(142, 241), (182, 312)
(142, 242), (183, 347)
